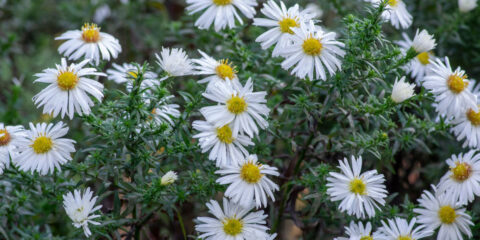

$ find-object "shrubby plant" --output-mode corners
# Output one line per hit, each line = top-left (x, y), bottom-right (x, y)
(0, 0), (480, 239)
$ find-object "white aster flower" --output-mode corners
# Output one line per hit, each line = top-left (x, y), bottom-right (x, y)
(391, 76), (415, 103)
(56, 23), (122, 66)
(192, 120), (253, 167)
(0, 123), (27, 161)
(423, 57), (477, 118)
(33, 58), (106, 119)
(411, 29), (436, 54)
(152, 95), (181, 126)
(161, 171), (178, 185)
(192, 50), (242, 88)
(459, 0), (477, 12)
(377, 217), (433, 240)
(437, 150), (480, 204)
(186, 0), (257, 32)
(326, 155), (388, 219)
(367, 0), (412, 29)
(195, 198), (270, 239)
(253, 0), (313, 56)
(277, 20), (345, 81)
(63, 187), (102, 237)
(15, 122), (75, 175)
(396, 32), (437, 83)
(414, 186), (473, 240)
(303, 3), (323, 19)
(106, 63), (159, 87)
(201, 78), (269, 138)
(93, 4), (111, 24)
(451, 105), (480, 148)
(334, 221), (382, 240)
(216, 154), (279, 208)
(156, 47), (193, 77)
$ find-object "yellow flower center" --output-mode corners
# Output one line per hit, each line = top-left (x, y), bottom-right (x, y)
(279, 17), (299, 34)
(216, 125), (234, 144)
(0, 129), (11, 146)
(128, 71), (138, 79)
(213, 0), (232, 6)
(31, 136), (53, 154)
(240, 162), (263, 184)
(447, 73), (468, 94)
(349, 178), (366, 195)
(467, 108), (480, 126)
(81, 23), (100, 43)
(226, 95), (247, 114)
(57, 71), (79, 91)
(388, 0), (399, 7)
(451, 162), (472, 182)
(302, 37), (323, 56)
(438, 205), (457, 224)
(216, 59), (237, 80)
(417, 52), (430, 65)
(360, 236), (373, 240)
(223, 217), (243, 235)
(398, 236), (413, 240)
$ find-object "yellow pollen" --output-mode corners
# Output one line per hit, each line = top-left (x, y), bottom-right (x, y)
(57, 71), (78, 90)
(438, 205), (457, 224)
(128, 71), (138, 79)
(223, 218), (243, 235)
(0, 129), (11, 146)
(451, 162), (472, 182)
(226, 95), (247, 114)
(360, 236), (373, 240)
(240, 162), (263, 184)
(349, 178), (366, 195)
(216, 125), (234, 144)
(31, 136), (53, 154)
(279, 17), (299, 34)
(81, 23), (100, 43)
(302, 37), (323, 56)
(216, 59), (237, 80)
(388, 0), (399, 7)
(417, 52), (430, 65)
(447, 73), (468, 94)
(213, 0), (232, 6)
(467, 108), (480, 126)
(398, 236), (413, 240)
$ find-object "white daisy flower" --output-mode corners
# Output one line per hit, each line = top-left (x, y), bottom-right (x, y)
(14, 122), (76, 175)
(459, 0), (477, 12)
(56, 23), (121, 66)
(277, 20), (345, 81)
(377, 217), (433, 240)
(192, 120), (253, 167)
(451, 105), (480, 148)
(192, 50), (242, 88)
(303, 3), (324, 19)
(216, 154), (279, 208)
(423, 57), (477, 118)
(33, 58), (106, 120)
(414, 186), (473, 240)
(63, 187), (102, 237)
(334, 221), (381, 240)
(156, 47), (194, 77)
(186, 0), (257, 32)
(0, 123), (27, 160)
(161, 171), (178, 186)
(437, 150), (480, 204)
(152, 96), (181, 126)
(396, 32), (437, 83)
(195, 198), (271, 239)
(411, 29), (436, 54)
(391, 76), (415, 103)
(326, 155), (388, 219)
(253, 0), (313, 56)
(201, 78), (269, 138)
(106, 63), (159, 87)
(367, 0), (412, 29)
